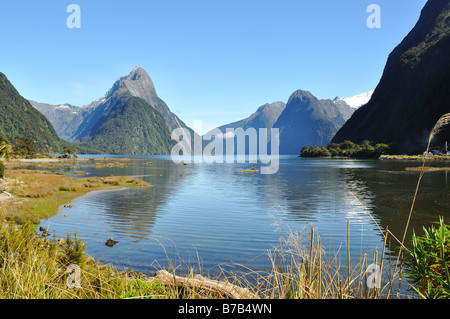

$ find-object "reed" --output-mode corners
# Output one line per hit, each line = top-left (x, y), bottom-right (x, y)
(402, 114), (450, 249)
(426, 113), (450, 154)
(247, 223), (404, 299)
(387, 112), (450, 298)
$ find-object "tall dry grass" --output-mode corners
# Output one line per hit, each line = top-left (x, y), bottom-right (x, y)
(236, 223), (402, 299)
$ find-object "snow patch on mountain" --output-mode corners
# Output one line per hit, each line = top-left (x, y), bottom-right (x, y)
(334, 90), (374, 109)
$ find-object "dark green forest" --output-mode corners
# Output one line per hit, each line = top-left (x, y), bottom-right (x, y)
(300, 140), (391, 158)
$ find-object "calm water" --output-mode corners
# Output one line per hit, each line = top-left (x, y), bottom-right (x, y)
(38, 155), (450, 289)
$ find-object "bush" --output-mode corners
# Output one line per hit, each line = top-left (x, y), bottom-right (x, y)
(60, 233), (87, 267)
(0, 162), (4, 179)
(300, 146), (331, 157)
(340, 140), (356, 150)
(12, 137), (37, 159)
(405, 217), (450, 299)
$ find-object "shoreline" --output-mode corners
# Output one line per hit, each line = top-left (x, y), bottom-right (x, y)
(0, 161), (260, 299)
(380, 155), (450, 161)
(0, 162), (149, 224)
(0, 161), (172, 298)
(298, 155), (450, 161)
(7, 157), (134, 163)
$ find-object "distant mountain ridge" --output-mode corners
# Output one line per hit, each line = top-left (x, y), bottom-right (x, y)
(29, 65), (376, 156)
(206, 90), (355, 155)
(31, 67), (199, 154)
(332, 0), (450, 154)
(31, 67), (193, 142)
(274, 89), (355, 154)
(202, 101), (286, 154)
(29, 101), (82, 141)
(209, 101), (286, 135)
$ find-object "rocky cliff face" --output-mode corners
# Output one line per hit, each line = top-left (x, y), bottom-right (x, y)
(332, 0), (450, 154)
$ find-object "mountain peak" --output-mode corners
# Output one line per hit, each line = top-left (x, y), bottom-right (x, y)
(124, 66), (157, 97)
(288, 90), (317, 104)
(291, 89), (314, 97)
(103, 66), (158, 101)
(128, 66), (149, 80)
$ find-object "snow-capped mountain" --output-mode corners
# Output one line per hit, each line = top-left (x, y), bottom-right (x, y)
(334, 90), (374, 109)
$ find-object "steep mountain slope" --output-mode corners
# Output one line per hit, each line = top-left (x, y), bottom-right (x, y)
(0, 73), (62, 153)
(332, 0), (450, 154)
(77, 91), (174, 155)
(273, 90), (354, 154)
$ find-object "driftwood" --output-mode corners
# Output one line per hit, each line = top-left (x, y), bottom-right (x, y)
(0, 188), (12, 197)
(154, 270), (258, 299)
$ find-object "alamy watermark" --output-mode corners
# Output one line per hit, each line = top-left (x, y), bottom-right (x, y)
(366, 263), (382, 289)
(66, 264), (82, 289)
(66, 4), (81, 29)
(171, 121), (280, 174)
(65, 5), (380, 30)
(367, 4), (381, 29)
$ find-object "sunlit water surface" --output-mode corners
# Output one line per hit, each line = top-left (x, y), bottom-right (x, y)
(37, 155), (450, 295)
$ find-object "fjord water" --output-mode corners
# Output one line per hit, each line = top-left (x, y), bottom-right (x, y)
(39, 156), (450, 280)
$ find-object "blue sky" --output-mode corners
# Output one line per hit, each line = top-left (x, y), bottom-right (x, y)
(0, 0), (427, 132)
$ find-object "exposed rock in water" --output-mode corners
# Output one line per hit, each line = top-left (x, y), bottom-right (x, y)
(105, 238), (119, 247)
